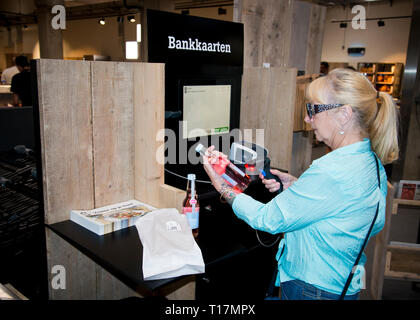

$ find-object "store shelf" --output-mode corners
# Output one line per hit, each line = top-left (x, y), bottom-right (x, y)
(357, 62), (403, 98)
(392, 198), (420, 214)
(385, 244), (420, 281)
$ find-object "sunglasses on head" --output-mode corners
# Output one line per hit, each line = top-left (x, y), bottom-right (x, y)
(306, 103), (344, 119)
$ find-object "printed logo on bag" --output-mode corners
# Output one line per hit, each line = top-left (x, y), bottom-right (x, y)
(190, 199), (197, 205)
(166, 220), (182, 232)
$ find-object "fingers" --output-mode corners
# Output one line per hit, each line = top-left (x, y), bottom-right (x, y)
(261, 178), (280, 192)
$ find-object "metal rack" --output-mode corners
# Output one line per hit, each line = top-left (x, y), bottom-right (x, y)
(0, 146), (44, 299)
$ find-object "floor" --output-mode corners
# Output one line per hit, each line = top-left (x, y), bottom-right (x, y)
(311, 143), (420, 300)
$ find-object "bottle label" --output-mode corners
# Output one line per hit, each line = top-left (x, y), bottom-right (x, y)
(182, 207), (199, 229)
(230, 164), (246, 177)
(221, 173), (238, 186)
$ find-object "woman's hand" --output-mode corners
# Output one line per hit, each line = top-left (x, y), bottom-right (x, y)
(202, 145), (228, 193)
(202, 145), (240, 206)
(260, 169), (297, 192)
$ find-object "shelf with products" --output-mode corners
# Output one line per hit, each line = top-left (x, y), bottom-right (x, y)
(357, 62), (404, 98)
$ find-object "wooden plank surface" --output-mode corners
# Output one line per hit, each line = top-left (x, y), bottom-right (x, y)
(290, 131), (313, 177)
(45, 228), (97, 299)
(240, 67), (296, 172)
(370, 181), (394, 300)
(385, 250), (420, 280)
(91, 61), (135, 207)
(36, 59), (94, 224)
(288, 1), (311, 72)
(235, 0), (293, 68)
(305, 4), (327, 74)
(392, 198), (420, 214)
(133, 63), (166, 208)
(96, 265), (142, 300)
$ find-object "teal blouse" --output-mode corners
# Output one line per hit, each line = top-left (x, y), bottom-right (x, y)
(232, 139), (387, 295)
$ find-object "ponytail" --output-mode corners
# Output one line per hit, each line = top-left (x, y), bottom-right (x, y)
(369, 91), (399, 165)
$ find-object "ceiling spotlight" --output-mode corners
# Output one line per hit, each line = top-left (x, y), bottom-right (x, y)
(377, 20), (385, 27)
(339, 22), (347, 28)
(128, 15), (136, 23)
(99, 17), (105, 25)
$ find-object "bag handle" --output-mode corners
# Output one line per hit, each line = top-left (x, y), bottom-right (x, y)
(339, 155), (380, 300)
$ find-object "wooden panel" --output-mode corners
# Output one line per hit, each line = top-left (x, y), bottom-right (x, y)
(133, 63), (166, 208)
(36, 59), (94, 224)
(293, 74), (317, 132)
(290, 131), (313, 177)
(261, 0), (292, 68)
(38, 59), (190, 299)
(235, 0), (292, 68)
(288, 1), (311, 71)
(162, 276), (196, 300)
(385, 251), (420, 281)
(45, 228), (97, 299)
(392, 198), (420, 214)
(370, 182), (394, 300)
(305, 5), (327, 74)
(96, 265), (142, 300)
(159, 184), (185, 213)
(91, 61), (135, 207)
(240, 67), (296, 172)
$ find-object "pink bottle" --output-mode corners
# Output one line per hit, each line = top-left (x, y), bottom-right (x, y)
(196, 144), (250, 192)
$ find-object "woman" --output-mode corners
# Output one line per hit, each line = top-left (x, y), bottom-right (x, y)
(202, 68), (399, 300)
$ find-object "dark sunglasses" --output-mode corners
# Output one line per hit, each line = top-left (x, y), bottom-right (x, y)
(306, 103), (344, 119)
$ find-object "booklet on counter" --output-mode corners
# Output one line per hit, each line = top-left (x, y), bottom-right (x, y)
(70, 199), (155, 236)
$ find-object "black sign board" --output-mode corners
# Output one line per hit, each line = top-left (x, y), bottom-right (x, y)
(147, 10), (244, 191)
(147, 9), (243, 73)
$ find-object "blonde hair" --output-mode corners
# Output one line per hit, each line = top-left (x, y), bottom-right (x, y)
(307, 68), (399, 164)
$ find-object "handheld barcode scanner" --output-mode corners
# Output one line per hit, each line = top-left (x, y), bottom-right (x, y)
(229, 141), (283, 194)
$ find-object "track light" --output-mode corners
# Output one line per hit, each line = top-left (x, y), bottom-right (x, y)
(99, 17), (105, 25)
(339, 22), (347, 28)
(377, 20), (385, 27)
(128, 15), (136, 23)
(218, 7), (227, 15)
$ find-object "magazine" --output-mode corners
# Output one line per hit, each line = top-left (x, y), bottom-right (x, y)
(70, 199), (155, 235)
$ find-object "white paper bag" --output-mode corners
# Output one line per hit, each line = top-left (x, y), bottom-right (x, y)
(135, 208), (205, 280)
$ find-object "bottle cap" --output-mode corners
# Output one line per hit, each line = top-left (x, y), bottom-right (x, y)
(187, 174), (196, 180)
(195, 144), (204, 153)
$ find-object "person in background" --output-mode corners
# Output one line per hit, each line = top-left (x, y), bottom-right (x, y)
(11, 56), (32, 107)
(201, 68), (399, 300)
(1, 64), (19, 85)
(320, 61), (329, 76)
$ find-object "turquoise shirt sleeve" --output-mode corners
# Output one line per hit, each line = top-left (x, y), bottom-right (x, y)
(232, 163), (343, 234)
